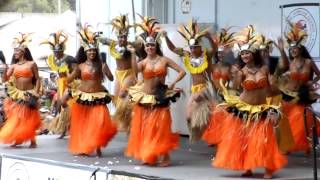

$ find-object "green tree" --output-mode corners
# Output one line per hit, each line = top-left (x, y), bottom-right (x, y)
(0, 0), (75, 13)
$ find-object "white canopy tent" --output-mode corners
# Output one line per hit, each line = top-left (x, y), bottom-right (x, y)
(0, 10), (77, 73)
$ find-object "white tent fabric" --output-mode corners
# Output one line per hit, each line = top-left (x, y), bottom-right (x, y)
(0, 10), (77, 68)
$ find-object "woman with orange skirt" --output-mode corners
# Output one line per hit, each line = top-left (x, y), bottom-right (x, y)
(202, 28), (240, 145)
(279, 21), (320, 154)
(125, 16), (185, 166)
(213, 26), (288, 179)
(64, 24), (117, 157)
(0, 33), (41, 148)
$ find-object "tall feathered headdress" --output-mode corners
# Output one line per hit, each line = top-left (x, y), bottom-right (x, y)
(213, 27), (235, 52)
(285, 20), (308, 48)
(111, 14), (131, 36)
(178, 19), (210, 46)
(78, 23), (100, 51)
(233, 25), (259, 53)
(12, 32), (33, 51)
(256, 34), (273, 50)
(40, 30), (68, 51)
(135, 14), (161, 44)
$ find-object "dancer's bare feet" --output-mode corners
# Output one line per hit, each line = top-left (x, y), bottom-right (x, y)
(57, 131), (66, 139)
(158, 154), (170, 167)
(10, 142), (21, 148)
(241, 170), (253, 177)
(96, 148), (102, 157)
(29, 140), (37, 148)
(305, 149), (311, 156)
(263, 169), (273, 179)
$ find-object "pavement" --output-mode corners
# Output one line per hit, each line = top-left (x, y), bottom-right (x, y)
(0, 133), (319, 180)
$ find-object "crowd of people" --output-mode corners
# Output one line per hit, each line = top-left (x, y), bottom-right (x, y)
(0, 14), (319, 179)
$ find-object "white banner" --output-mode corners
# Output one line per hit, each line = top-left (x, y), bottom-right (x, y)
(1, 156), (107, 180)
(281, 3), (320, 58)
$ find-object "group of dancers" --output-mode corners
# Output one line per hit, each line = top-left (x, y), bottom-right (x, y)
(0, 14), (319, 179)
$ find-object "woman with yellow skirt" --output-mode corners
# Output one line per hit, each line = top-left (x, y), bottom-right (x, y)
(126, 16), (185, 166)
(64, 24), (117, 157)
(0, 33), (41, 148)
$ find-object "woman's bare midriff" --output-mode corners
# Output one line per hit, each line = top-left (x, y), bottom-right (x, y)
(240, 88), (267, 105)
(15, 78), (35, 91)
(143, 78), (165, 95)
(191, 73), (208, 86)
(116, 58), (132, 70)
(79, 80), (106, 93)
(283, 80), (307, 92)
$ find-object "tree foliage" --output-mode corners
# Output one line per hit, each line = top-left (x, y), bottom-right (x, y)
(0, 0), (76, 13)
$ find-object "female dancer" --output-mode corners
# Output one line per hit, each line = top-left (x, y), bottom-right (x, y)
(64, 24), (117, 157)
(0, 33), (41, 148)
(211, 28), (239, 95)
(163, 19), (216, 141)
(213, 26), (287, 179)
(99, 14), (137, 132)
(201, 28), (239, 145)
(280, 21), (320, 154)
(126, 16), (185, 166)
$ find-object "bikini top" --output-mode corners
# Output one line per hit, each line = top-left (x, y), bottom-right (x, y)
(143, 66), (167, 80)
(241, 77), (269, 90)
(290, 72), (310, 81)
(212, 71), (230, 81)
(13, 65), (33, 78)
(81, 67), (98, 80)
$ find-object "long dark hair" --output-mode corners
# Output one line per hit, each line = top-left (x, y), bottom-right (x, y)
(75, 46), (104, 80)
(237, 50), (263, 68)
(137, 42), (163, 60)
(0, 50), (5, 64)
(288, 45), (312, 61)
(11, 47), (34, 64)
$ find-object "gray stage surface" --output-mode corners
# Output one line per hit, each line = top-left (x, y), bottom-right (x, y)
(0, 133), (318, 180)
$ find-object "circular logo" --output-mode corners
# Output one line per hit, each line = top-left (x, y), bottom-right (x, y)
(6, 162), (30, 180)
(284, 8), (317, 52)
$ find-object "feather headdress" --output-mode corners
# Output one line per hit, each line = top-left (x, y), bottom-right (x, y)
(256, 34), (273, 50)
(233, 25), (259, 53)
(213, 27), (235, 52)
(178, 19), (210, 46)
(111, 14), (131, 36)
(78, 23), (100, 51)
(40, 30), (68, 51)
(135, 14), (161, 44)
(12, 32), (33, 51)
(285, 20), (307, 47)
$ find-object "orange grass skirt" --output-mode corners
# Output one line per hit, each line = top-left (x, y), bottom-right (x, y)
(125, 105), (179, 164)
(214, 113), (287, 171)
(0, 98), (41, 144)
(282, 102), (313, 152)
(202, 106), (228, 145)
(68, 103), (117, 155)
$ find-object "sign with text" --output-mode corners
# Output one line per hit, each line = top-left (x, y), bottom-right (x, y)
(281, 3), (320, 57)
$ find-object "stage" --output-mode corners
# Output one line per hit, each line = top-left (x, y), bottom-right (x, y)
(0, 133), (318, 180)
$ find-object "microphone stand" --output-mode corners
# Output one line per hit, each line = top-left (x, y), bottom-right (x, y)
(304, 107), (319, 180)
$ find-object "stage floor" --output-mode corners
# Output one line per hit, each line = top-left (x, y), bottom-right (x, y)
(0, 133), (318, 180)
